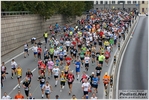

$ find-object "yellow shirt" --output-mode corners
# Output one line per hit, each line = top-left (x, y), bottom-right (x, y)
(104, 41), (109, 46)
(64, 66), (69, 72)
(16, 68), (22, 76)
(60, 74), (66, 82)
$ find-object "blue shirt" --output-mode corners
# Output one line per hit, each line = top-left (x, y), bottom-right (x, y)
(59, 51), (64, 58)
(92, 77), (99, 85)
(75, 62), (81, 69)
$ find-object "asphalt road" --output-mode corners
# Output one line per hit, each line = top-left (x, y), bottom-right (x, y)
(119, 16), (148, 95)
(1, 33), (118, 99)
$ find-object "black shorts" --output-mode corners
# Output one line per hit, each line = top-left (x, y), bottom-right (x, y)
(65, 71), (68, 75)
(78, 45), (82, 48)
(64, 55), (67, 57)
(45, 92), (50, 95)
(17, 76), (22, 79)
(68, 82), (73, 85)
(54, 75), (58, 79)
(96, 73), (101, 76)
(83, 91), (88, 95)
(24, 49), (28, 52)
(11, 68), (16, 70)
(92, 84), (98, 89)
(54, 56), (57, 58)
(85, 63), (89, 67)
(80, 57), (84, 60)
(59, 58), (63, 61)
(105, 57), (109, 60)
(99, 61), (103, 64)
(92, 55), (95, 58)
(114, 39), (117, 45)
(60, 81), (65, 86)
(73, 54), (77, 57)
(1, 71), (5, 75)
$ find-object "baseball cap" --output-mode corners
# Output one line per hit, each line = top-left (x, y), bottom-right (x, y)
(105, 72), (108, 75)
(92, 72), (95, 74)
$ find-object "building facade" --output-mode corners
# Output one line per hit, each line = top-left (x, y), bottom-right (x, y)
(94, 1), (140, 12)
(139, 1), (148, 13)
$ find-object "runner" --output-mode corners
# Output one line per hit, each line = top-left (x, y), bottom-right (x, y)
(2, 92), (12, 99)
(84, 54), (90, 71)
(16, 65), (22, 89)
(11, 59), (17, 79)
(22, 77), (31, 99)
(74, 59), (81, 80)
(81, 79), (91, 99)
(26, 68), (33, 84)
(79, 50), (85, 66)
(38, 73), (46, 98)
(71, 95), (77, 100)
(91, 46), (96, 64)
(37, 46), (42, 59)
(24, 42), (29, 58)
(38, 58), (43, 76)
(47, 59), (54, 79)
(64, 63), (70, 76)
(65, 39), (71, 52)
(104, 49), (110, 66)
(67, 71), (75, 95)
(1, 62), (7, 80)
(32, 44), (38, 61)
(103, 72), (110, 96)
(72, 46), (78, 63)
(52, 65), (60, 87)
(95, 64), (102, 79)
(43, 81), (53, 99)
(44, 53), (50, 66)
(49, 47), (54, 61)
(58, 49), (64, 66)
(43, 31), (48, 44)
(60, 71), (67, 92)
(65, 55), (72, 66)
(14, 90), (24, 99)
(98, 53), (105, 67)
(90, 93), (98, 100)
(89, 72), (95, 91)
(54, 48), (59, 63)
(91, 74), (99, 93)
(28, 93), (35, 99)
(80, 71), (89, 84)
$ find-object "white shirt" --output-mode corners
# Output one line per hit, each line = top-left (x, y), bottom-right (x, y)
(24, 44), (28, 49)
(2, 95), (11, 99)
(54, 50), (59, 56)
(63, 50), (67, 55)
(65, 41), (71, 46)
(82, 82), (90, 91)
(91, 96), (98, 100)
(52, 68), (60, 76)
(84, 57), (90, 63)
(11, 61), (17, 68)
(32, 46), (38, 52)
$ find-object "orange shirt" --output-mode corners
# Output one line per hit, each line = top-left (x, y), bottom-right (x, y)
(103, 75), (110, 83)
(14, 94), (24, 99)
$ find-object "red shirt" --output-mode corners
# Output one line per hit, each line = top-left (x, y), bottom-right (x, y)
(65, 57), (71, 65)
(72, 41), (76, 47)
(37, 48), (42, 54)
(99, 31), (104, 37)
(105, 51), (110, 58)
(40, 63), (46, 69)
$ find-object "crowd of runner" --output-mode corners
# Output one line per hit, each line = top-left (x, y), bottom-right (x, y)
(1, 9), (135, 99)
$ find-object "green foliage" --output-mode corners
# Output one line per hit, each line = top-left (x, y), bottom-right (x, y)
(1, 1), (93, 19)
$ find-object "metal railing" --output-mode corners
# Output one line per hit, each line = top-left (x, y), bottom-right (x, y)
(1, 11), (32, 16)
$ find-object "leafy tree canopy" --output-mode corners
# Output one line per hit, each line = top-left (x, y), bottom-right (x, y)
(2, 1), (93, 19)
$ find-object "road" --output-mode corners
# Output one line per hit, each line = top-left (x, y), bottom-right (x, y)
(118, 16), (148, 97)
(1, 33), (118, 99)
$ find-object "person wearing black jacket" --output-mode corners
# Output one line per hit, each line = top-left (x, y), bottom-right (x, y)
(44, 53), (49, 65)
(89, 72), (95, 90)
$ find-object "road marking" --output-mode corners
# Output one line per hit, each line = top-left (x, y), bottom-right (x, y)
(13, 84), (19, 90)
(32, 84), (40, 95)
(8, 66), (38, 95)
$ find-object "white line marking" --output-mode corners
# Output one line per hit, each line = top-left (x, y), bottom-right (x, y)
(32, 68), (37, 72)
(13, 84), (19, 90)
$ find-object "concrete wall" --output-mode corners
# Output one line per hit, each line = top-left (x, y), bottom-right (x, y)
(1, 14), (86, 56)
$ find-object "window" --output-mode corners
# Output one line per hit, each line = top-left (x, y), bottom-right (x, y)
(112, 1), (115, 4)
(133, 1), (136, 4)
(142, 8), (144, 12)
(105, 1), (108, 4)
(142, 1), (144, 4)
(118, 1), (125, 4)
(127, 1), (131, 4)
(96, 1), (98, 4)
(100, 1), (103, 4)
